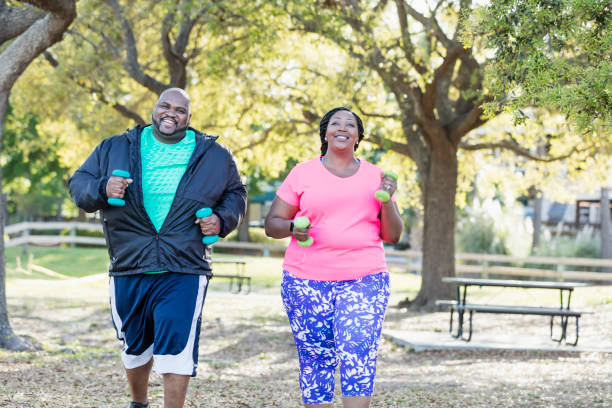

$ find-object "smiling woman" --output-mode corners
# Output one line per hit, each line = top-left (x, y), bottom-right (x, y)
(264, 107), (404, 408)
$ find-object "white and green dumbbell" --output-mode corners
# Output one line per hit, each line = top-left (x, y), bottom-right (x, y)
(374, 171), (398, 202)
(293, 216), (313, 247)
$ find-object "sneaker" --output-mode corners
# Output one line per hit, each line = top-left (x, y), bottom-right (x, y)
(129, 402), (149, 408)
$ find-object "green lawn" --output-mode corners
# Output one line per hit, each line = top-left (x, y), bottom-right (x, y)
(4, 246), (610, 305)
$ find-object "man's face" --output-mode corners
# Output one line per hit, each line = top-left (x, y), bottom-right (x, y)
(152, 90), (191, 141)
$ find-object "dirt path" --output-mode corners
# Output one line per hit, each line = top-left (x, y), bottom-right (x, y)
(1, 277), (611, 407)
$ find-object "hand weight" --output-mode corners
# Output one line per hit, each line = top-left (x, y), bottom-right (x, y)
(196, 207), (219, 245)
(293, 216), (313, 247)
(107, 169), (131, 207)
(374, 171), (398, 203)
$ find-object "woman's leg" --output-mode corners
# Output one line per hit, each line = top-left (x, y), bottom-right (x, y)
(281, 271), (338, 406)
(334, 273), (390, 407)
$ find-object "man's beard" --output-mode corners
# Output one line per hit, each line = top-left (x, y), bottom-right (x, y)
(152, 114), (189, 140)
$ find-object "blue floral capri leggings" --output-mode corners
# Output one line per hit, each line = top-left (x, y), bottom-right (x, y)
(281, 270), (390, 404)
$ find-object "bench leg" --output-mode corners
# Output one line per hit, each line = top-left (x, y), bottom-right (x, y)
(566, 317), (580, 346)
(464, 311), (473, 342)
(449, 308), (463, 339)
(550, 315), (579, 346)
(449, 308), (456, 337)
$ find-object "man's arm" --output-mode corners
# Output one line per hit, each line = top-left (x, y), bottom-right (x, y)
(68, 144), (109, 213)
(211, 154), (247, 237)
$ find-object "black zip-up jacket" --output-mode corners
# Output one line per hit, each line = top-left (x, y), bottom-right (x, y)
(68, 125), (247, 277)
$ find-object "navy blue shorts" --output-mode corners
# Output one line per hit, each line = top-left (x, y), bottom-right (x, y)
(109, 273), (209, 376)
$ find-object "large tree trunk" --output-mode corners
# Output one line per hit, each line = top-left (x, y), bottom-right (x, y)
(0, 0), (76, 351)
(399, 145), (457, 310)
(0, 91), (33, 350)
(237, 204), (250, 242)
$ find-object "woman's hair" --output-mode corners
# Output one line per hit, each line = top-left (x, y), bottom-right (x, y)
(319, 107), (364, 155)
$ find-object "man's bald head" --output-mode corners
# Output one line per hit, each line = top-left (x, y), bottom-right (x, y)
(151, 88), (192, 144)
(158, 88), (191, 109)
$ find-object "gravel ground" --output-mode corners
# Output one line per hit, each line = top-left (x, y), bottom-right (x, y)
(1, 276), (611, 407)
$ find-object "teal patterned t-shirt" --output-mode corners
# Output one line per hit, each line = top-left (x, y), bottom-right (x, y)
(141, 125), (196, 232)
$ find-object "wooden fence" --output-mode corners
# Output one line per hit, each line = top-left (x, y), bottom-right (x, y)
(4, 221), (612, 282)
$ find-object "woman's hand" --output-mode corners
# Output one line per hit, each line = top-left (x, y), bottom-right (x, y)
(379, 171), (398, 200)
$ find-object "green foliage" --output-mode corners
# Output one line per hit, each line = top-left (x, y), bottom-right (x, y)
(456, 198), (533, 256)
(471, 0), (611, 135)
(224, 227), (289, 246)
(533, 228), (601, 259)
(2, 105), (71, 220)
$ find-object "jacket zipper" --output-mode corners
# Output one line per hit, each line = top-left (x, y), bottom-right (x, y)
(155, 234), (160, 266)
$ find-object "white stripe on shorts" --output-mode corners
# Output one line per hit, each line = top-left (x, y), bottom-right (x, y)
(153, 275), (208, 375)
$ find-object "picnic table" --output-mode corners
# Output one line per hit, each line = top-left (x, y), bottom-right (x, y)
(437, 277), (589, 345)
(212, 258), (251, 294)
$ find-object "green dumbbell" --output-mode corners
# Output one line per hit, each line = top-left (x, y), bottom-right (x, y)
(293, 216), (313, 247)
(374, 171), (398, 202)
(196, 207), (219, 245)
(107, 169), (131, 206)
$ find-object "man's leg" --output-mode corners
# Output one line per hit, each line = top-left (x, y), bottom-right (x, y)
(151, 274), (208, 407)
(163, 373), (190, 408)
(126, 359), (153, 405)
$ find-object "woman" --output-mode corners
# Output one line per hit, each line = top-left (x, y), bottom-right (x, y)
(264, 107), (403, 408)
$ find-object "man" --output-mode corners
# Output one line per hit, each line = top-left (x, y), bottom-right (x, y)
(69, 88), (247, 408)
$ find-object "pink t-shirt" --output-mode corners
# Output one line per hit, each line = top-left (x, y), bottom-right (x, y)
(276, 157), (390, 281)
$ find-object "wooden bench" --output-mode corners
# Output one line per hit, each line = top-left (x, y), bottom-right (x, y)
(436, 300), (585, 345)
(438, 277), (590, 345)
(211, 258), (251, 294)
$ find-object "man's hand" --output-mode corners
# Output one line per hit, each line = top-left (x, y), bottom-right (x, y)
(106, 176), (133, 199)
(195, 212), (221, 236)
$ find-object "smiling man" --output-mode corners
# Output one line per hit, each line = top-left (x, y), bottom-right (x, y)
(69, 88), (247, 408)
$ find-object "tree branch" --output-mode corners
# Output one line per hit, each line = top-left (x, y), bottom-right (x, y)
(0, 0), (76, 92)
(459, 140), (587, 162)
(404, 3), (454, 49)
(423, 45), (466, 118)
(21, 0), (74, 15)
(369, 130), (415, 158)
(393, 0), (427, 75)
(0, 3), (45, 44)
(43, 51), (146, 124)
(448, 104), (486, 144)
(104, 0), (167, 95)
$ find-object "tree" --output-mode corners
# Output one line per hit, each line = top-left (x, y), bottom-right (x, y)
(470, 0), (611, 134)
(279, 0), (611, 309)
(2, 106), (71, 221)
(33, 0), (285, 139)
(0, 0), (76, 350)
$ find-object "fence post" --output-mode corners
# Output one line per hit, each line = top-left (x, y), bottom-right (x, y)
(601, 187), (611, 273)
(556, 263), (565, 282)
(22, 225), (29, 254)
(70, 225), (76, 248)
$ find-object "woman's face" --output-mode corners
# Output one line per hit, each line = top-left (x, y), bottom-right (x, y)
(325, 110), (359, 153)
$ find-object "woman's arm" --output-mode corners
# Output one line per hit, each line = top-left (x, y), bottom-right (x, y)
(377, 171), (404, 243)
(380, 200), (403, 244)
(264, 197), (296, 238)
(264, 196), (311, 242)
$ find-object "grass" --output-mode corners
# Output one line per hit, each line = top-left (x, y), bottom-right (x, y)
(4, 245), (422, 297)
(2, 247), (612, 407)
(4, 245), (611, 306)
